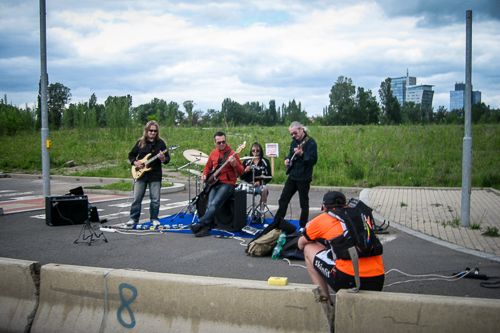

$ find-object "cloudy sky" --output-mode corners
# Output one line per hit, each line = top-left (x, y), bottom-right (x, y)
(1, 0), (499, 116)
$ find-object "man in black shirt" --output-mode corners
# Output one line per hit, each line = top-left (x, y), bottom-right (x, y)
(275, 121), (317, 230)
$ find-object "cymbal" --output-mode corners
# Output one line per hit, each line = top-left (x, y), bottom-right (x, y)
(188, 169), (202, 177)
(255, 175), (272, 179)
(183, 149), (209, 165)
(240, 156), (259, 160)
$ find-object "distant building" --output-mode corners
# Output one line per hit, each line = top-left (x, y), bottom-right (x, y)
(406, 85), (435, 111)
(449, 82), (482, 110)
(390, 70), (434, 109)
(391, 72), (416, 105)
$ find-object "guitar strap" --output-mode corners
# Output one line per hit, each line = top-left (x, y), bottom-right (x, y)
(218, 150), (233, 180)
(219, 150), (232, 165)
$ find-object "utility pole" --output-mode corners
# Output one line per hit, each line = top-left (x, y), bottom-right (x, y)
(461, 10), (473, 227)
(40, 0), (51, 198)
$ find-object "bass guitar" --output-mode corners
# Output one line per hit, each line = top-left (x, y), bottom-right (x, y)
(201, 142), (246, 196)
(285, 137), (309, 175)
(131, 145), (179, 180)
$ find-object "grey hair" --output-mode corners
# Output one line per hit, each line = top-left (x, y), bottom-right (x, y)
(289, 121), (308, 132)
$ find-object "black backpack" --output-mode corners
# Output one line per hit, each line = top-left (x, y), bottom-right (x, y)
(323, 206), (383, 260)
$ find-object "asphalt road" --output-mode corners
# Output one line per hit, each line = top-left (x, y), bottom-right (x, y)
(1, 177), (500, 300)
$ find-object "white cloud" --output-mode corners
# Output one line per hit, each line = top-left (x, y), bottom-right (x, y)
(1, 0), (499, 115)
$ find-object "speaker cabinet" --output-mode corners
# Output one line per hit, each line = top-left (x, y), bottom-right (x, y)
(45, 195), (89, 226)
(214, 189), (247, 232)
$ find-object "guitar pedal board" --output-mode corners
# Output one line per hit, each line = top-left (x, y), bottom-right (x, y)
(242, 225), (261, 236)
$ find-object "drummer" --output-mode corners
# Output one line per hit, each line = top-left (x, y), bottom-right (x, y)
(240, 142), (272, 204)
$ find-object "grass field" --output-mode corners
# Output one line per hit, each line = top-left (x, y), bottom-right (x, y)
(1, 124), (499, 189)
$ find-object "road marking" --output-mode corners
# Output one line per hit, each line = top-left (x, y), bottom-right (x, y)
(378, 234), (397, 244)
(0, 191), (35, 199)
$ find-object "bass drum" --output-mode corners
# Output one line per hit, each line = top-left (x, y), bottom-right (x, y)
(195, 192), (233, 225)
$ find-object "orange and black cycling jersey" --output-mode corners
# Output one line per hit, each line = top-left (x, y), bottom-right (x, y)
(304, 212), (385, 277)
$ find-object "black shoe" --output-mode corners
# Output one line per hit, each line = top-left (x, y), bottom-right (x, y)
(195, 228), (211, 237)
(189, 223), (202, 234)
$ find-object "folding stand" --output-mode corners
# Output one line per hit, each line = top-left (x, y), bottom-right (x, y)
(170, 159), (201, 222)
(74, 220), (108, 246)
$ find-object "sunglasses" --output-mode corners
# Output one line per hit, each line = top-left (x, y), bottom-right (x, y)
(290, 131), (298, 136)
(149, 129), (158, 133)
(216, 140), (226, 145)
(252, 149), (260, 152)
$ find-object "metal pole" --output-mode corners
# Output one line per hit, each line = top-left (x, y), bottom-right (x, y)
(461, 10), (472, 227)
(40, 0), (50, 198)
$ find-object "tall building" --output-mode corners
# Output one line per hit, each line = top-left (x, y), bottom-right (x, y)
(390, 70), (434, 109)
(406, 85), (435, 110)
(391, 71), (416, 105)
(449, 82), (482, 110)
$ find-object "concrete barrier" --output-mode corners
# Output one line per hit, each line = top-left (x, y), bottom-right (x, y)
(0, 257), (40, 333)
(32, 263), (332, 332)
(335, 289), (500, 332)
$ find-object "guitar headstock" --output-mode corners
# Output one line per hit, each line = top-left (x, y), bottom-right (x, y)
(235, 142), (246, 154)
(169, 145), (180, 150)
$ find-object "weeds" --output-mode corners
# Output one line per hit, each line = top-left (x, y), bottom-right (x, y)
(1, 124), (499, 189)
(470, 223), (482, 230)
(400, 202), (407, 207)
(483, 226), (500, 237)
(440, 216), (461, 228)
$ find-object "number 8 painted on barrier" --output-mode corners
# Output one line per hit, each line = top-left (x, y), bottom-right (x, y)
(117, 283), (137, 328)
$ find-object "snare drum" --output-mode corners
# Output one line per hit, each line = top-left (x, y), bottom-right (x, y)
(236, 183), (254, 194)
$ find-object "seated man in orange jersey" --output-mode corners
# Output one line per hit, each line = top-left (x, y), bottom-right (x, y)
(298, 191), (385, 306)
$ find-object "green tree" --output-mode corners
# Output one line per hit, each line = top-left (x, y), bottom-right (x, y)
(354, 87), (380, 124)
(242, 101), (266, 125)
(379, 78), (401, 124)
(221, 98), (245, 126)
(435, 106), (447, 124)
(267, 100), (279, 126)
(183, 100), (195, 127)
(282, 99), (308, 124)
(104, 95), (132, 128)
(48, 82), (71, 129)
(0, 103), (36, 135)
(327, 76), (356, 125)
(401, 101), (421, 124)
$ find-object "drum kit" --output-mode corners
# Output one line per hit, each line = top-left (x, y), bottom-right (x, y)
(243, 167), (274, 225)
(170, 149), (274, 225)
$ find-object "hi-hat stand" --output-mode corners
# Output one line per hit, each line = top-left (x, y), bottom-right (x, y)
(245, 164), (274, 225)
(170, 159), (201, 223)
(74, 220), (108, 246)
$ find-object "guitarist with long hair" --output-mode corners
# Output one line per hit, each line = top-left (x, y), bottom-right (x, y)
(126, 120), (170, 228)
(189, 132), (244, 237)
(275, 121), (317, 231)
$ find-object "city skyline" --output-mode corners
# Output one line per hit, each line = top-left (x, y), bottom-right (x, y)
(1, 0), (499, 116)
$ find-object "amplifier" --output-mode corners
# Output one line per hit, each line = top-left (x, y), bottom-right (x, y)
(214, 189), (247, 232)
(45, 195), (89, 226)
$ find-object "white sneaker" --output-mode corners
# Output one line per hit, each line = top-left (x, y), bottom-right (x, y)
(126, 219), (137, 226)
(152, 220), (160, 227)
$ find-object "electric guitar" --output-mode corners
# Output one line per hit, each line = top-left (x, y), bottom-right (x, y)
(285, 137), (309, 175)
(201, 142), (246, 196)
(131, 145), (179, 180)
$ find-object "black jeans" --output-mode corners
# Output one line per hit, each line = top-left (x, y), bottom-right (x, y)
(275, 177), (311, 228)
